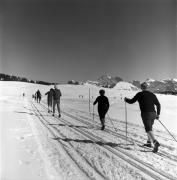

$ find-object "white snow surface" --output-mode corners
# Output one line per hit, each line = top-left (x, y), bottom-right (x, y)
(0, 81), (177, 180)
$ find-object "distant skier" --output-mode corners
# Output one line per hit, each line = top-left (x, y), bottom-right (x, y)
(52, 84), (62, 117)
(45, 88), (54, 113)
(93, 89), (109, 130)
(34, 94), (37, 101)
(124, 82), (161, 153)
(36, 90), (42, 103)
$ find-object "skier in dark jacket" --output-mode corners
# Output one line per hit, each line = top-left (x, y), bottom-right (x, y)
(36, 90), (41, 103)
(45, 88), (54, 113)
(52, 84), (62, 117)
(124, 82), (161, 153)
(93, 89), (109, 130)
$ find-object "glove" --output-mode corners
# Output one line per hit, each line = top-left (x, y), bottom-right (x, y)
(124, 97), (128, 102)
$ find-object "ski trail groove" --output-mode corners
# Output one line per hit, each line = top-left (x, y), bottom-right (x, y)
(68, 106), (177, 143)
(39, 101), (176, 180)
(57, 113), (177, 180)
(60, 104), (177, 162)
(31, 101), (106, 180)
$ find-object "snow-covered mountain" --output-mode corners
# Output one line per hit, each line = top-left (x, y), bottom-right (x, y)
(97, 74), (123, 88)
(84, 76), (177, 95)
(145, 78), (177, 94)
(113, 81), (138, 91)
(146, 78), (156, 84)
(85, 80), (99, 86)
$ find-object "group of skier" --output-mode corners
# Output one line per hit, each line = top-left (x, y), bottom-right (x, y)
(33, 84), (62, 117)
(93, 82), (161, 153)
(35, 82), (161, 153)
(35, 90), (42, 103)
(45, 84), (62, 117)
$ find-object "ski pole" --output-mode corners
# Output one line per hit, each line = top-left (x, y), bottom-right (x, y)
(93, 105), (95, 121)
(107, 114), (118, 133)
(125, 102), (128, 144)
(158, 119), (177, 143)
(89, 88), (91, 114)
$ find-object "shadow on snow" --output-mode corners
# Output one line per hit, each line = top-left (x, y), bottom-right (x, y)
(53, 137), (133, 149)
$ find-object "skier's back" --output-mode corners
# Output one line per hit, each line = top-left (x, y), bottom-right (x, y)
(93, 89), (109, 130)
(125, 82), (161, 153)
(45, 88), (54, 112)
(52, 84), (62, 117)
(128, 90), (160, 115)
(36, 90), (41, 103)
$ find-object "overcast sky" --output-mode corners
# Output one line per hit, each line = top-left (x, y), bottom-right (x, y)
(0, 0), (176, 83)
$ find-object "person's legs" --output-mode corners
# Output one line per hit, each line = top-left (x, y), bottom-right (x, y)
(147, 131), (155, 142)
(101, 118), (105, 130)
(142, 112), (155, 146)
(99, 115), (105, 130)
(100, 118), (104, 130)
(49, 100), (52, 112)
(143, 120), (153, 147)
(47, 101), (50, 112)
(56, 100), (61, 117)
(53, 100), (56, 116)
(148, 129), (160, 153)
(142, 112), (160, 152)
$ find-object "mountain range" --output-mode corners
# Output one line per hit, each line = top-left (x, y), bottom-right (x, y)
(144, 78), (177, 95)
(1, 73), (176, 95)
(86, 76), (177, 95)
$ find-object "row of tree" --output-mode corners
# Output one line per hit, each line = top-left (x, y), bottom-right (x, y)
(0, 73), (53, 85)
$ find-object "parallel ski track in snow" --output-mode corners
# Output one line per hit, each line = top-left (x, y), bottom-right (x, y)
(68, 106), (177, 146)
(59, 111), (177, 180)
(31, 101), (105, 180)
(37, 101), (176, 180)
(62, 105), (177, 162)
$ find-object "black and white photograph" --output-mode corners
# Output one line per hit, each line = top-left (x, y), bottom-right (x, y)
(0, 0), (177, 179)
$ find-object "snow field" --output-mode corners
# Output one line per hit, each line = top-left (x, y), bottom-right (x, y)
(1, 81), (177, 180)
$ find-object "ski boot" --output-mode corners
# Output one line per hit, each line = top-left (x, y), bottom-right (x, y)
(143, 141), (152, 148)
(153, 140), (160, 153)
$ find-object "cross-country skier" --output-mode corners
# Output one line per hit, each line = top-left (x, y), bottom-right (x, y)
(36, 90), (41, 103)
(93, 89), (109, 130)
(52, 84), (62, 117)
(45, 88), (54, 113)
(124, 82), (161, 153)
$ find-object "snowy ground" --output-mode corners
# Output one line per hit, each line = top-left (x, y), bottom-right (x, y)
(0, 81), (177, 180)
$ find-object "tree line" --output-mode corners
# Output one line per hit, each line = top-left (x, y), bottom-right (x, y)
(0, 73), (53, 85)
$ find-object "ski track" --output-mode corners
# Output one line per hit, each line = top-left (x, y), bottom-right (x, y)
(31, 101), (150, 180)
(54, 111), (177, 180)
(45, 98), (177, 162)
(60, 100), (177, 158)
(40, 100), (177, 179)
(30, 102), (92, 180)
(70, 110), (177, 160)
(27, 99), (177, 180)
(67, 105), (177, 145)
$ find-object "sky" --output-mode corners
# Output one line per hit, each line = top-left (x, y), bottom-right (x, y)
(0, 0), (176, 83)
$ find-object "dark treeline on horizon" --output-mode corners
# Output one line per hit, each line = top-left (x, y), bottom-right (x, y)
(0, 73), (54, 85)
